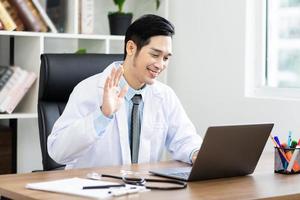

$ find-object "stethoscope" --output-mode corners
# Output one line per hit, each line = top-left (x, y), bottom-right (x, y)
(87, 172), (187, 190)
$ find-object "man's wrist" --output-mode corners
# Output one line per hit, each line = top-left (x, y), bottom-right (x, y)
(100, 106), (113, 118)
(191, 150), (199, 164)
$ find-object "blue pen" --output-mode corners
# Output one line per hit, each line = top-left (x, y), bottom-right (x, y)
(274, 136), (287, 169)
(274, 136), (282, 147)
(288, 131), (292, 148)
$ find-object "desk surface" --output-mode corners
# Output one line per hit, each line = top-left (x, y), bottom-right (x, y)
(0, 152), (300, 200)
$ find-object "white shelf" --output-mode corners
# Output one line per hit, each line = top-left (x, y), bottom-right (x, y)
(0, 31), (124, 41)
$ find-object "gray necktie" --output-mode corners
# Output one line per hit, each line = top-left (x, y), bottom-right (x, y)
(131, 94), (142, 163)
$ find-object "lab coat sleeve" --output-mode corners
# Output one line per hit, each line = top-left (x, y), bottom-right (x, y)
(165, 87), (202, 164)
(47, 78), (110, 165)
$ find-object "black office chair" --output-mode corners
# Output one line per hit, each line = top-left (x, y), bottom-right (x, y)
(37, 53), (123, 171)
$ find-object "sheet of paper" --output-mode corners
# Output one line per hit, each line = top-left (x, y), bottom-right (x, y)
(26, 177), (146, 199)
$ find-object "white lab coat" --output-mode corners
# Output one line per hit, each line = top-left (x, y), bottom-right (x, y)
(48, 62), (202, 169)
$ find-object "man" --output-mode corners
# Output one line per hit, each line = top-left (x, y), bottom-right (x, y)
(48, 14), (202, 169)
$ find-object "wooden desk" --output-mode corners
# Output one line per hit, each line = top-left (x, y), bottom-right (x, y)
(0, 152), (300, 200)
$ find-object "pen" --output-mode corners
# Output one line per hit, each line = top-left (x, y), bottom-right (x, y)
(270, 136), (289, 163)
(274, 136), (287, 169)
(82, 184), (126, 190)
(109, 187), (140, 197)
(288, 131), (292, 147)
(274, 136), (282, 147)
(291, 140), (298, 149)
(287, 139), (300, 172)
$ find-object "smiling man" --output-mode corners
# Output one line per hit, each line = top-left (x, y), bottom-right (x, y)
(48, 14), (202, 169)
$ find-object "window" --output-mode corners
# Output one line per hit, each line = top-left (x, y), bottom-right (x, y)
(266, 0), (300, 88)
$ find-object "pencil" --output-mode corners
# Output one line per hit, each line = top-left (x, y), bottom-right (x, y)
(82, 184), (126, 190)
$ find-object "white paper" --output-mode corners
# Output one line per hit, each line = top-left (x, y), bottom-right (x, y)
(26, 177), (146, 199)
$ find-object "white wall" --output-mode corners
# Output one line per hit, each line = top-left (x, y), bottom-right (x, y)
(168, 0), (300, 151)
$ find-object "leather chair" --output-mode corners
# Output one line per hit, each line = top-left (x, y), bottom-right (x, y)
(38, 53), (123, 171)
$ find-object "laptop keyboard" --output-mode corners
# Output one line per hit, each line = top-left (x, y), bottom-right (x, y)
(169, 172), (190, 179)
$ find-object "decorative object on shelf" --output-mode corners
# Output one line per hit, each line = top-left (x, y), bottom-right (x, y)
(108, 0), (132, 35)
(108, 0), (160, 35)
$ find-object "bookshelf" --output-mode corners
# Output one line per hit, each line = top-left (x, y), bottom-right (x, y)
(0, 0), (169, 173)
(0, 31), (125, 119)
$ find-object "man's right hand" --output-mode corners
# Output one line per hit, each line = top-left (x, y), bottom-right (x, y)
(101, 66), (128, 117)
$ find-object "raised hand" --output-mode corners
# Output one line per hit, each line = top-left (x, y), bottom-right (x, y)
(101, 66), (128, 117)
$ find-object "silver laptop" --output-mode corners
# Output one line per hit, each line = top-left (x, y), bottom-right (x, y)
(149, 123), (274, 181)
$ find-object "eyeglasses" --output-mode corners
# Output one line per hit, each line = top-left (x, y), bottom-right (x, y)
(87, 170), (187, 190)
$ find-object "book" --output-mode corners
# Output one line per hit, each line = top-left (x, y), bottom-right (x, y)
(0, 68), (28, 113)
(31, 0), (57, 33)
(0, 66), (22, 107)
(46, 0), (67, 33)
(0, 20), (4, 30)
(9, 0), (47, 32)
(1, 0), (25, 31)
(2, 71), (36, 113)
(0, 1), (17, 31)
(0, 66), (36, 113)
(80, 0), (94, 34)
(0, 65), (14, 91)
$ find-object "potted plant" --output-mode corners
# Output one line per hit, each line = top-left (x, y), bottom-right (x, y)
(108, 0), (160, 35)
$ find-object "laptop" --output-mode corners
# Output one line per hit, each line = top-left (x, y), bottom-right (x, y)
(149, 123), (274, 181)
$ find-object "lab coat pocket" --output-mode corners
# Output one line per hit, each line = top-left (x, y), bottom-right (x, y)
(152, 122), (166, 129)
(151, 122), (168, 136)
(148, 122), (167, 162)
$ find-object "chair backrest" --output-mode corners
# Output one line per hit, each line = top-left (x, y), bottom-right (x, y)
(38, 53), (123, 171)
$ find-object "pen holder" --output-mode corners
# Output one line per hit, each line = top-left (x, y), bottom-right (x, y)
(274, 147), (300, 174)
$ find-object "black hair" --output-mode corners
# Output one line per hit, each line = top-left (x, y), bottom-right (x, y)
(124, 14), (175, 59)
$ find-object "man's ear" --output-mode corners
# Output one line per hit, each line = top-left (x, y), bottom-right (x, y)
(126, 40), (137, 56)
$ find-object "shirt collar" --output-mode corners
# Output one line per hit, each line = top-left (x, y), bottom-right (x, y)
(119, 75), (146, 101)
(115, 62), (146, 101)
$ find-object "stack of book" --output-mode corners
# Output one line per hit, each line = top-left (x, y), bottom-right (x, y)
(0, 0), (57, 32)
(0, 65), (36, 114)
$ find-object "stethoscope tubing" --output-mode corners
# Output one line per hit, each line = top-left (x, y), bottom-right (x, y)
(101, 174), (187, 190)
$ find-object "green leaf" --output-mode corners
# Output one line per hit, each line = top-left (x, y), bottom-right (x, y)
(75, 48), (87, 54)
(113, 0), (126, 13)
(156, 0), (160, 10)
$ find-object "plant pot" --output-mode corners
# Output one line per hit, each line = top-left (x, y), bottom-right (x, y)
(108, 13), (133, 35)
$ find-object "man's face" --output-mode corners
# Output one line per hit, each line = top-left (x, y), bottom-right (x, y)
(129, 36), (172, 88)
